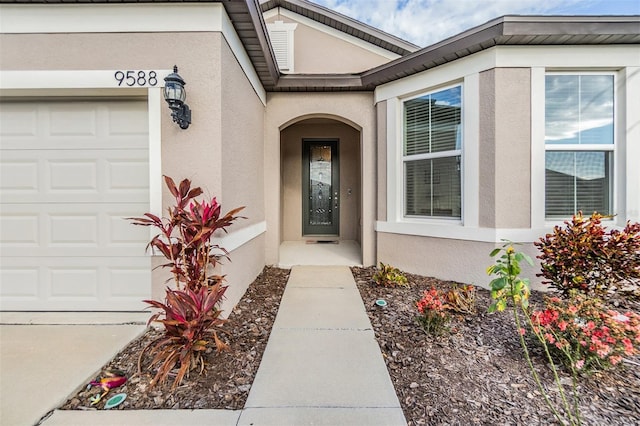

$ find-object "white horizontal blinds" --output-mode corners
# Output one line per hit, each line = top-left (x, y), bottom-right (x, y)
(404, 97), (430, 156)
(545, 152), (612, 217)
(404, 87), (461, 155)
(405, 157), (461, 217)
(544, 74), (614, 218)
(404, 86), (462, 218)
(270, 30), (290, 70)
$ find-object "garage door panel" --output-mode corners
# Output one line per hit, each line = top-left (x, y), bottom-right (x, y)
(0, 257), (150, 311)
(0, 101), (148, 150)
(0, 214), (39, 246)
(49, 160), (98, 192)
(0, 268), (39, 298)
(50, 214), (99, 246)
(108, 104), (150, 136)
(1, 203), (150, 257)
(1, 99), (151, 311)
(50, 268), (99, 298)
(0, 103), (38, 138)
(0, 149), (149, 203)
(0, 161), (39, 192)
(49, 106), (97, 137)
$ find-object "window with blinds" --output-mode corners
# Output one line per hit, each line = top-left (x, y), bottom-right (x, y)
(403, 85), (462, 218)
(544, 74), (614, 218)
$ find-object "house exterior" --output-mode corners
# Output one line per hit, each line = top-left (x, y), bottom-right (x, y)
(0, 0), (638, 313)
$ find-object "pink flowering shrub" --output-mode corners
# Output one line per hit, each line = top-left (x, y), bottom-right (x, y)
(530, 292), (640, 372)
(416, 287), (450, 335)
(416, 285), (477, 335)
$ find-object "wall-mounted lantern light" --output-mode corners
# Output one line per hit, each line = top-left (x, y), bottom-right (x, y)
(163, 65), (191, 129)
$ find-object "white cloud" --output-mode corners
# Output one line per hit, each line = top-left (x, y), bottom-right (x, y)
(315, 0), (584, 46)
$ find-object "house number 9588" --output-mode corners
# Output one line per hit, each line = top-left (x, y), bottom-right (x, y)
(114, 71), (158, 87)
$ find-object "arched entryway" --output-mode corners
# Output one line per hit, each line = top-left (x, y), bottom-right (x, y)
(279, 117), (362, 266)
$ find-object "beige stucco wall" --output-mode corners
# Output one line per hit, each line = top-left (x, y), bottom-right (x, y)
(219, 37), (267, 310)
(265, 13), (395, 74)
(264, 92), (377, 266)
(280, 120), (361, 241)
(377, 233), (543, 290)
(1, 31), (266, 305)
(376, 100), (387, 222)
(479, 68), (532, 228)
(0, 31), (225, 197)
(220, 41), (265, 227)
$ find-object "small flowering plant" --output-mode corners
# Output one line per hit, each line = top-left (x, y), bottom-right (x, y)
(488, 242), (580, 425)
(530, 292), (640, 372)
(416, 287), (450, 335)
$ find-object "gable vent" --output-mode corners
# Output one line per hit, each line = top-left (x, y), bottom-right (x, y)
(270, 30), (290, 70)
(267, 20), (297, 73)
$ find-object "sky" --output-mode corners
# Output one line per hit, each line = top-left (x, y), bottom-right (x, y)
(313, 0), (640, 46)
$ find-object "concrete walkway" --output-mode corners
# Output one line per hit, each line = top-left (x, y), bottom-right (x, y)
(238, 265), (405, 425)
(6, 266), (404, 425)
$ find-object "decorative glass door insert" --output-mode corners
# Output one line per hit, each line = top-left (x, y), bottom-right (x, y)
(302, 140), (339, 235)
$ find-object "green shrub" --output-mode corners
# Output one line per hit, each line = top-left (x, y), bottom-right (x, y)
(372, 262), (408, 287)
(534, 212), (640, 297)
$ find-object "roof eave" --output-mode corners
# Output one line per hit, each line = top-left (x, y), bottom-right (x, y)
(272, 74), (364, 91)
(362, 15), (640, 88)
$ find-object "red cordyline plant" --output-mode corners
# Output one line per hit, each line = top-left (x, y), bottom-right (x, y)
(142, 283), (229, 389)
(128, 176), (244, 389)
(129, 176), (245, 292)
(535, 212), (640, 297)
(530, 292), (640, 372)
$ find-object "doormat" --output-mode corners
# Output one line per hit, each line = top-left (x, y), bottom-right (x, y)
(305, 240), (339, 244)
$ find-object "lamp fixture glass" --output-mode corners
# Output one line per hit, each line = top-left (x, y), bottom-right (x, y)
(163, 65), (191, 129)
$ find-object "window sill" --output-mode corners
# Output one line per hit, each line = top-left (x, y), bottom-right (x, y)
(376, 220), (550, 243)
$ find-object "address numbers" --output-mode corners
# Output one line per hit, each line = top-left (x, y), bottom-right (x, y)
(114, 70), (158, 87)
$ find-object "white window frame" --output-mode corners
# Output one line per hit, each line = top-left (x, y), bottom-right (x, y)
(543, 71), (617, 222)
(400, 83), (464, 222)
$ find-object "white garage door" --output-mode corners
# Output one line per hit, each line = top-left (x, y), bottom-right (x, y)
(0, 100), (151, 311)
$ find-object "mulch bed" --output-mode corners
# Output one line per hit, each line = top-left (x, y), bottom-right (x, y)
(60, 266), (289, 411)
(352, 266), (640, 426)
(60, 265), (640, 425)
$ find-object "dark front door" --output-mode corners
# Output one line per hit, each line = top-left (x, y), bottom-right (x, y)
(302, 139), (339, 236)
